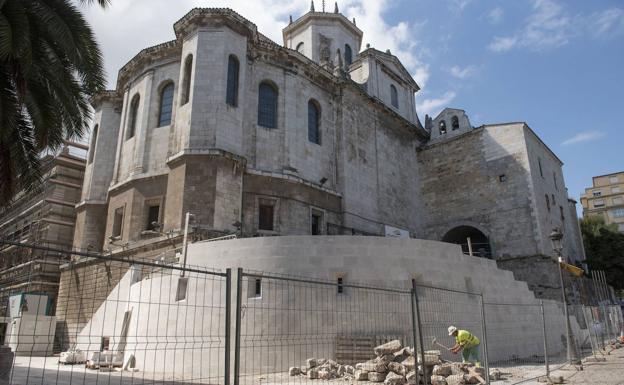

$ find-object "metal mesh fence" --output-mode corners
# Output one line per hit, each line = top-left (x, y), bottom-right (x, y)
(234, 270), (415, 385)
(4, 250), (229, 385)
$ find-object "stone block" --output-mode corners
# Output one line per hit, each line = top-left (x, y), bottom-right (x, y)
(368, 372), (387, 382)
(431, 375), (448, 385)
(307, 368), (319, 379)
(401, 356), (415, 370)
(489, 368), (501, 381)
(406, 370), (417, 385)
(432, 363), (452, 377)
(354, 370), (369, 381)
(318, 368), (332, 380)
(445, 374), (466, 385)
(288, 367), (300, 376)
(374, 340), (403, 356)
(384, 371), (406, 385)
(387, 362), (407, 375)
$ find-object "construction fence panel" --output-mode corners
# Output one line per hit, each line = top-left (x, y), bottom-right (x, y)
(234, 270), (415, 385)
(5, 249), (230, 385)
(414, 285), (485, 383)
(482, 302), (547, 384)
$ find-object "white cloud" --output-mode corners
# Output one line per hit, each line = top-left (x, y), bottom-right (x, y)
(589, 8), (624, 38)
(448, 0), (473, 14)
(487, 0), (571, 52)
(486, 6), (504, 24)
(80, 0), (429, 89)
(449, 65), (476, 79)
(487, 36), (517, 52)
(561, 131), (606, 146)
(416, 91), (456, 118)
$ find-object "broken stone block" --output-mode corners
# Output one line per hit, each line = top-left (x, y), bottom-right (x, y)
(464, 366), (486, 384)
(374, 362), (389, 373)
(417, 351), (442, 366)
(356, 362), (377, 372)
(377, 353), (395, 363)
(405, 370), (417, 385)
(374, 340), (403, 356)
(432, 364), (452, 377)
(430, 375), (448, 385)
(445, 374), (467, 385)
(300, 366), (308, 374)
(325, 359), (338, 368)
(307, 368), (319, 379)
(393, 348), (411, 363)
(288, 367), (301, 376)
(387, 362), (407, 375)
(354, 370), (369, 381)
(489, 369), (501, 381)
(450, 363), (463, 375)
(368, 372), (387, 382)
(384, 371), (406, 385)
(318, 368), (332, 380)
(337, 365), (346, 376)
(307, 358), (319, 368)
(401, 356), (415, 371)
(344, 365), (355, 375)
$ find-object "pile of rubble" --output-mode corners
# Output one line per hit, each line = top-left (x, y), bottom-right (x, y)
(429, 363), (501, 385)
(290, 340), (473, 384)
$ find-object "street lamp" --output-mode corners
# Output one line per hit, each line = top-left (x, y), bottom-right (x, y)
(549, 228), (582, 368)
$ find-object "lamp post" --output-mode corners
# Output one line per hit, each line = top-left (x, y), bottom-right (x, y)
(549, 228), (582, 368)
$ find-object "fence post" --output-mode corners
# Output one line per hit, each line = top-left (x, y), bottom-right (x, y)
(234, 268), (243, 385)
(225, 268), (232, 385)
(540, 300), (550, 380)
(411, 280), (426, 385)
(479, 294), (490, 385)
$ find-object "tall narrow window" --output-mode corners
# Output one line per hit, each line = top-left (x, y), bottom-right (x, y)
(158, 82), (174, 127)
(553, 172), (558, 190)
(146, 205), (160, 231)
(308, 99), (320, 144)
(451, 116), (459, 130)
(259, 204), (274, 230)
(226, 55), (239, 107)
(112, 207), (124, 238)
(337, 277), (344, 294)
(127, 95), (140, 139)
(439, 120), (447, 135)
(560, 206), (565, 221)
(258, 82), (278, 128)
(545, 194), (550, 212)
(181, 55), (193, 105)
(538, 158), (543, 178)
(311, 211), (323, 235)
(88, 125), (98, 164)
(344, 44), (352, 66)
(390, 85), (398, 108)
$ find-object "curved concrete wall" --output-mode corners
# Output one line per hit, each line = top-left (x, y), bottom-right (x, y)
(74, 236), (585, 379)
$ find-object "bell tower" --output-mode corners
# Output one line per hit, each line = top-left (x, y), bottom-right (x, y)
(283, 1), (363, 68)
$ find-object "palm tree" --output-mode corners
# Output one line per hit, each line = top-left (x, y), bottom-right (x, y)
(0, 0), (109, 206)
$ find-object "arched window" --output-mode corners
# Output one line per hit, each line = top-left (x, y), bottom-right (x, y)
(88, 124), (98, 164)
(158, 82), (174, 127)
(545, 194), (550, 212)
(226, 55), (239, 107)
(344, 44), (353, 66)
(296, 42), (304, 54)
(439, 120), (447, 135)
(308, 99), (321, 144)
(258, 81), (278, 128)
(127, 94), (140, 139)
(451, 115), (459, 130)
(390, 85), (398, 108)
(181, 55), (193, 105)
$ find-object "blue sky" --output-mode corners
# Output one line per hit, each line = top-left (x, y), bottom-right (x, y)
(82, 0), (624, 213)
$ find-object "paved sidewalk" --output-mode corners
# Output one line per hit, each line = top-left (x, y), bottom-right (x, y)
(551, 347), (624, 385)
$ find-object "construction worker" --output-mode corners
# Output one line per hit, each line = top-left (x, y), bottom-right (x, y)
(448, 325), (481, 366)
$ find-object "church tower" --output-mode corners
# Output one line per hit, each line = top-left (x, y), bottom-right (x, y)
(283, 1), (363, 69)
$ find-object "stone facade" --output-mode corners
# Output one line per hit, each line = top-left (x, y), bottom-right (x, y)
(65, 7), (585, 323)
(580, 171), (624, 233)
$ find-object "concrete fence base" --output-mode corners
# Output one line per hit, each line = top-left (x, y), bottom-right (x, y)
(0, 345), (14, 385)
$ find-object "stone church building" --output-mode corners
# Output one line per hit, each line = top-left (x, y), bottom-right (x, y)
(70, 5), (585, 304)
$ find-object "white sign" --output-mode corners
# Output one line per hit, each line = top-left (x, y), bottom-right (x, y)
(384, 225), (410, 238)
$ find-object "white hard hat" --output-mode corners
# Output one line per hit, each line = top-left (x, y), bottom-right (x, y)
(448, 326), (458, 336)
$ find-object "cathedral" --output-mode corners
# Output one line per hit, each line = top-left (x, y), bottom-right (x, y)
(72, 4), (584, 299)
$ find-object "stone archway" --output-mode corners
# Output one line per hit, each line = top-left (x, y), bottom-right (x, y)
(442, 226), (492, 259)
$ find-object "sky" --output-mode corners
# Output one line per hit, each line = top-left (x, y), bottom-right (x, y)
(79, 0), (624, 214)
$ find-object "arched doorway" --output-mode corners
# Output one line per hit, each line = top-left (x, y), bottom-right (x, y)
(442, 226), (492, 259)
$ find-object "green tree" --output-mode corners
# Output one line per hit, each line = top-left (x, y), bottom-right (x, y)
(580, 216), (624, 291)
(0, 0), (108, 206)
